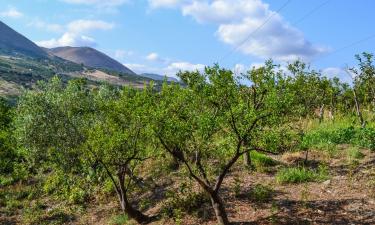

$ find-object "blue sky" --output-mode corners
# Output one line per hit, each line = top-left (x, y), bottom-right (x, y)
(1, 0), (375, 81)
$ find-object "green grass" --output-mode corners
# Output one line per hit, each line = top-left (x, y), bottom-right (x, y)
(249, 184), (274, 203)
(110, 214), (130, 225)
(301, 117), (375, 151)
(347, 146), (365, 162)
(276, 165), (329, 184)
(250, 151), (278, 172)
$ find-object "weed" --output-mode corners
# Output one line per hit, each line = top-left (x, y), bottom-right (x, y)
(346, 146), (365, 163)
(249, 184), (274, 203)
(250, 151), (278, 172)
(276, 165), (328, 184)
(110, 214), (129, 225)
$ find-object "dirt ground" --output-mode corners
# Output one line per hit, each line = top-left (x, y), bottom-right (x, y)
(1, 146), (374, 225)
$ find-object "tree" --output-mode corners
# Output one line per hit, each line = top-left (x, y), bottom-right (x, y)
(153, 62), (291, 225)
(351, 52), (375, 111)
(14, 77), (156, 224)
(0, 97), (15, 174)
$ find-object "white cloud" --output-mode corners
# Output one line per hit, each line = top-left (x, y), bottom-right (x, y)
(182, 0), (265, 24)
(0, 7), (23, 19)
(146, 52), (160, 61)
(62, 0), (128, 8)
(28, 20), (64, 33)
(322, 67), (353, 84)
(148, 0), (187, 8)
(67, 20), (114, 33)
(150, 0), (328, 62)
(125, 61), (205, 78)
(165, 61), (205, 75)
(114, 50), (133, 59)
(36, 19), (114, 48)
(36, 33), (96, 48)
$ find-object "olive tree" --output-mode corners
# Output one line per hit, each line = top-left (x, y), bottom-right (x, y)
(14, 77), (156, 224)
(153, 63), (291, 225)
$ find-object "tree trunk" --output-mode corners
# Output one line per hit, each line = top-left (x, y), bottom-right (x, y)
(117, 171), (154, 224)
(319, 104), (325, 123)
(121, 195), (152, 224)
(209, 192), (230, 225)
(353, 88), (366, 128)
(119, 193), (153, 224)
(243, 151), (251, 167)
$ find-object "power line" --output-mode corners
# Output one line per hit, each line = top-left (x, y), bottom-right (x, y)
(292, 0), (331, 26)
(217, 0), (293, 64)
(312, 34), (375, 63)
(231, 0), (332, 68)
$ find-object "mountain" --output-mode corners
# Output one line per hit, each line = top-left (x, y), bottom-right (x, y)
(0, 21), (48, 59)
(0, 21), (161, 98)
(49, 46), (136, 75)
(141, 73), (179, 82)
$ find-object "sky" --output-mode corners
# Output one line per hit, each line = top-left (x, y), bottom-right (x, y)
(0, 0), (375, 81)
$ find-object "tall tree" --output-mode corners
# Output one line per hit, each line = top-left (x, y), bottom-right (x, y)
(153, 62), (291, 225)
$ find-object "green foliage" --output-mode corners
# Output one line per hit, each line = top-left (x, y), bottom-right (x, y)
(302, 118), (375, 151)
(276, 165), (329, 184)
(110, 214), (129, 225)
(249, 184), (274, 203)
(162, 183), (210, 219)
(250, 151), (278, 172)
(346, 146), (365, 162)
(43, 170), (90, 204)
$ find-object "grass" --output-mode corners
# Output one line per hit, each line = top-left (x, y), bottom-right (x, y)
(249, 184), (274, 203)
(250, 151), (278, 172)
(346, 146), (365, 163)
(302, 117), (375, 151)
(110, 214), (130, 225)
(276, 165), (329, 184)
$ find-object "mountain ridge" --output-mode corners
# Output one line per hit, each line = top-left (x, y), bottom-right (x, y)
(0, 21), (48, 59)
(49, 46), (136, 75)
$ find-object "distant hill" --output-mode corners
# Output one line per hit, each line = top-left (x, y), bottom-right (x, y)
(141, 73), (179, 82)
(0, 21), (48, 59)
(49, 46), (136, 75)
(0, 21), (162, 98)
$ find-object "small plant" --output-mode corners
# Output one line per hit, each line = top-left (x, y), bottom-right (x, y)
(110, 214), (129, 225)
(161, 182), (210, 219)
(300, 184), (310, 208)
(233, 176), (242, 197)
(346, 146), (365, 163)
(250, 151), (278, 172)
(276, 165), (328, 184)
(249, 184), (274, 203)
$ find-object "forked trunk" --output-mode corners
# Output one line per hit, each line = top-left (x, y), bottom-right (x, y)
(119, 192), (153, 224)
(243, 151), (251, 167)
(209, 192), (230, 225)
(353, 88), (366, 128)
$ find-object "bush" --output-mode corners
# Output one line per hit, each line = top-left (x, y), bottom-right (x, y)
(276, 165), (328, 184)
